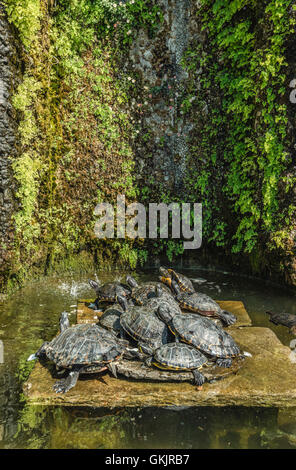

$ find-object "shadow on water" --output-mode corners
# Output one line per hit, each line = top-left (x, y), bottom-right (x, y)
(0, 269), (296, 449)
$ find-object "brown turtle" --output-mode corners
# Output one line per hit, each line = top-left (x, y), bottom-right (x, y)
(266, 311), (296, 335)
(159, 267), (195, 293)
(171, 280), (236, 327)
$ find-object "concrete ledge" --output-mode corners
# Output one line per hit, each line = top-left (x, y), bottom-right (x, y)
(23, 301), (296, 408)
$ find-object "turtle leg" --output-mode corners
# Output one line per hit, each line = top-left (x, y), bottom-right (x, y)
(124, 348), (147, 361)
(53, 367), (81, 393)
(107, 361), (118, 378)
(144, 356), (153, 367)
(192, 369), (205, 387)
(216, 358), (232, 368)
(218, 311), (237, 327)
(138, 342), (154, 356)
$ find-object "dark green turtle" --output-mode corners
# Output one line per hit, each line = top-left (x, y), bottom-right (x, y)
(159, 267), (195, 294)
(126, 275), (172, 306)
(146, 342), (207, 386)
(118, 295), (170, 355)
(99, 300), (135, 338)
(140, 284), (182, 317)
(99, 303), (123, 336)
(157, 304), (241, 368)
(266, 311), (296, 335)
(27, 312), (127, 393)
(89, 279), (131, 304)
(171, 280), (236, 327)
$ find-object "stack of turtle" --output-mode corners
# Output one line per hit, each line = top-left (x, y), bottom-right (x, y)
(28, 267), (244, 393)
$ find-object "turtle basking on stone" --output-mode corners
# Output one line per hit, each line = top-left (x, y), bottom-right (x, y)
(145, 342), (207, 387)
(99, 303), (123, 336)
(27, 312), (130, 393)
(159, 267), (195, 294)
(88, 279), (131, 305)
(99, 300), (135, 338)
(157, 304), (241, 368)
(266, 311), (296, 335)
(126, 275), (172, 306)
(118, 295), (171, 355)
(140, 284), (182, 317)
(171, 280), (236, 327)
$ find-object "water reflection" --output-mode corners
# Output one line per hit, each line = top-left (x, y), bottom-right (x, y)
(5, 405), (296, 449)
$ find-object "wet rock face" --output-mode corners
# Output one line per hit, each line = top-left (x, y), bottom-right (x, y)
(0, 6), (19, 289)
(129, 0), (195, 191)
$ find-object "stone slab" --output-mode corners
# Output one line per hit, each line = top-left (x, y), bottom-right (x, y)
(76, 299), (252, 328)
(23, 301), (296, 408)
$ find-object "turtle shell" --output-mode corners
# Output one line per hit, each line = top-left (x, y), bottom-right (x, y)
(177, 292), (222, 314)
(144, 291), (182, 317)
(171, 313), (240, 359)
(131, 282), (172, 306)
(176, 291), (236, 326)
(120, 305), (168, 350)
(44, 324), (122, 370)
(168, 269), (195, 294)
(90, 280), (131, 302)
(159, 267), (195, 294)
(153, 342), (207, 371)
(99, 304), (123, 335)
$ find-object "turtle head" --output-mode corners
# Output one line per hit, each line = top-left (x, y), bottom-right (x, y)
(27, 353), (37, 362)
(60, 311), (70, 333)
(155, 284), (163, 298)
(159, 267), (172, 289)
(27, 341), (49, 361)
(126, 275), (138, 289)
(89, 279), (99, 292)
(117, 294), (128, 311)
(157, 303), (174, 324)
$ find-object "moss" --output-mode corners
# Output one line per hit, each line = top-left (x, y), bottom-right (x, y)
(3, 0), (163, 290)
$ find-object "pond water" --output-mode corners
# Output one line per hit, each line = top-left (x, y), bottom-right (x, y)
(0, 268), (296, 449)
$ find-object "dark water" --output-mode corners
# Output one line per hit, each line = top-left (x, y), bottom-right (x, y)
(0, 269), (296, 449)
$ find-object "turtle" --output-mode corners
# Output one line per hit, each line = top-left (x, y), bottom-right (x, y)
(139, 284), (182, 317)
(159, 267), (195, 294)
(99, 303), (123, 336)
(27, 312), (128, 393)
(117, 295), (171, 355)
(157, 303), (241, 368)
(171, 280), (236, 327)
(88, 279), (131, 304)
(145, 342), (207, 386)
(99, 300), (135, 338)
(126, 275), (172, 306)
(266, 311), (296, 335)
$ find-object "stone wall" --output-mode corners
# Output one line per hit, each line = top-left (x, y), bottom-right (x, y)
(0, 5), (19, 290)
(129, 0), (194, 191)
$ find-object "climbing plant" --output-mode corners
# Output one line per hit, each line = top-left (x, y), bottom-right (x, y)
(4, 0), (163, 283)
(182, 0), (295, 265)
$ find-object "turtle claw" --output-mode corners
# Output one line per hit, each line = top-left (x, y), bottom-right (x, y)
(216, 358), (232, 368)
(219, 311), (237, 326)
(53, 370), (80, 393)
(53, 380), (70, 394)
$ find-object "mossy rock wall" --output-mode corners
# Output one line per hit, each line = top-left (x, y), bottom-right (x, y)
(0, 0), (296, 291)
